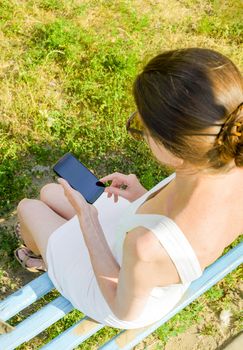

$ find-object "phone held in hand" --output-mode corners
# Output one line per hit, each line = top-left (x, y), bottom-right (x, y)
(53, 152), (105, 204)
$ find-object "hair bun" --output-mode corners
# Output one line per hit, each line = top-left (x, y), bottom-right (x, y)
(234, 104), (243, 166)
(216, 103), (243, 166)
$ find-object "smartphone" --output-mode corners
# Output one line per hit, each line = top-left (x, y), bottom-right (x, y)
(53, 152), (105, 204)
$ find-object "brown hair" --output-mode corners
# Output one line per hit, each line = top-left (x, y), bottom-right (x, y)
(133, 48), (243, 174)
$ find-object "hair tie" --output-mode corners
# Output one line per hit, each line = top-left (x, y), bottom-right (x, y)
(231, 122), (242, 137)
(216, 103), (243, 145)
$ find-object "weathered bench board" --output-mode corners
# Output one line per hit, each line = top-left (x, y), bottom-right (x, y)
(0, 241), (242, 350)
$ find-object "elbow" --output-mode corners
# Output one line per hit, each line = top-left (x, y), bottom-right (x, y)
(111, 301), (141, 322)
(113, 309), (141, 322)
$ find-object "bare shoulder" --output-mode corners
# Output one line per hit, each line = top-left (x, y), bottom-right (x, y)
(123, 227), (181, 286)
(124, 226), (163, 261)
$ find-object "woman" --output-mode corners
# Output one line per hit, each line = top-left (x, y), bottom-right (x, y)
(15, 48), (243, 329)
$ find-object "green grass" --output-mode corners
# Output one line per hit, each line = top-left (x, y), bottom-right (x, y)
(0, 0), (242, 348)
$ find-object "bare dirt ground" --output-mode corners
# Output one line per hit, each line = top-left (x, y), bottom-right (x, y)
(134, 281), (242, 349)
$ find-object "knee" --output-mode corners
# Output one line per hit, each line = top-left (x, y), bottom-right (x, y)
(40, 183), (61, 203)
(17, 198), (41, 215)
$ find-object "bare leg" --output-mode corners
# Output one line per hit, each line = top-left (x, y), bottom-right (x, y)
(40, 183), (76, 220)
(17, 198), (67, 267)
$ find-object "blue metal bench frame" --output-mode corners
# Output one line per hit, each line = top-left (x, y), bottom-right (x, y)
(0, 241), (242, 350)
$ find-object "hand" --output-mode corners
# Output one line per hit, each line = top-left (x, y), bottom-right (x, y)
(99, 172), (147, 203)
(57, 178), (99, 233)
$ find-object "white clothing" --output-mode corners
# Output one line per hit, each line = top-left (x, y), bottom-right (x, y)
(46, 172), (202, 329)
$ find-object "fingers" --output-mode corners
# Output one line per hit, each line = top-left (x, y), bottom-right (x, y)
(57, 177), (69, 187)
(57, 178), (76, 197)
(99, 174), (117, 182)
(105, 186), (121, 197)
(106, 191), (119, 203)
(57, 178), (72, 197)
(105, 186), (127, 202)
(57, 178), (86, 214)
(99, 172), (127, 184)
(57, 178), (74, 197)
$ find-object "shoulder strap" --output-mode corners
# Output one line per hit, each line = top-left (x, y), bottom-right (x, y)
(151, 216), (203, 283)
(120, 215), (202, 284)
(130, 172), (176, 214)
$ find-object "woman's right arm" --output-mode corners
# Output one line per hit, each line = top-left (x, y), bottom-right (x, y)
(99, 172), (148, 203)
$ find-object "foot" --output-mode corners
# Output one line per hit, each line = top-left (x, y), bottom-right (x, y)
(15, 246), (47, 272)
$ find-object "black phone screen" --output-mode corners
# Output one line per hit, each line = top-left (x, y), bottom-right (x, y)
(53, 153), (105, 204)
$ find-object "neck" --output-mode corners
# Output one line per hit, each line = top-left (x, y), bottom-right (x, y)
(172, 162), (241, 193)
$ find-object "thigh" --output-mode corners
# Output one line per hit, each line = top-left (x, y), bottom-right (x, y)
(17, 199), (67, 265)
(40, 183), (76, 220)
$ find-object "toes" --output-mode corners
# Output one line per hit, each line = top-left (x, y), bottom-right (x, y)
(17, 248), (43, 268)
(17, 248), (27, 261)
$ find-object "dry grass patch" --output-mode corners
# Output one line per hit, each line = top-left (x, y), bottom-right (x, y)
(0, 0), (242, 349)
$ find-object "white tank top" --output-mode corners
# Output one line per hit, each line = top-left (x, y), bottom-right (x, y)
(46, 172), (203, 329)
(100, 172), (203, 328)
(113, 172), (202, 285)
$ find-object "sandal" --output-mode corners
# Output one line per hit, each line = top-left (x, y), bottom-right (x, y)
(14, 246), (47, 273)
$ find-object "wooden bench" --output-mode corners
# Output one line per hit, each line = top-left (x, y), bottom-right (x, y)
(0, 241), (242, 350)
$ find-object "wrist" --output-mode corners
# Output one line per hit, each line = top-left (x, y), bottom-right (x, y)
(131, 187), (148, 202)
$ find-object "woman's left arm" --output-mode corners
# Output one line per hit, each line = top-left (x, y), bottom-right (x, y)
(57, 178), (155, 320)
(57, 178), (120, 305)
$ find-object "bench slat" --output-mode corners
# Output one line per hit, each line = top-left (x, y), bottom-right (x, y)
(179, 241), (243, 302)
(41, 317), (104, 350)
(98, 241), (243, 350)
(0, 296), (73, 350)
(0, 242), (242, 350)
(0, 273), (54, 321)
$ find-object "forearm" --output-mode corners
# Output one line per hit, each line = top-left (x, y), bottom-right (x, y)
(79, 217), (120, 314)
(57, 177), (128, 318)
